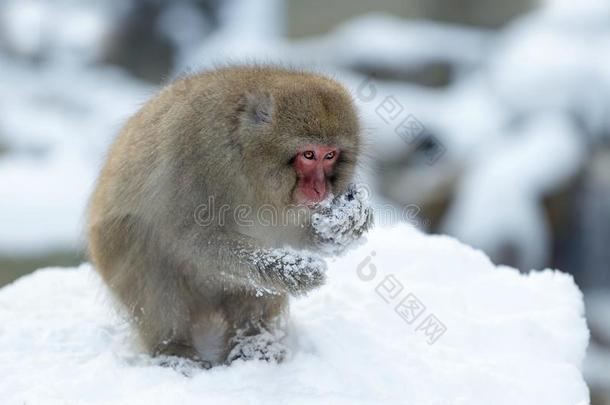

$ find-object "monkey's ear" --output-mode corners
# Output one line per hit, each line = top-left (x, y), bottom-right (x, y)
(241, 90), (274, 125)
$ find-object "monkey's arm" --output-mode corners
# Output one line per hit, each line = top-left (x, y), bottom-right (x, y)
(181, 231), (327, 296)
(310, 184), (374, 255)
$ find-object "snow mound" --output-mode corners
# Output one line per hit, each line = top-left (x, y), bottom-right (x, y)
(0, 225), (589, 404)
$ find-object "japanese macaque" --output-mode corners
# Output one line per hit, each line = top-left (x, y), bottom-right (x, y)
(87, 65), (372, 368)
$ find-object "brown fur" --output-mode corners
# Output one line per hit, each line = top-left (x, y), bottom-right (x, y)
(87, 65), (360, 366)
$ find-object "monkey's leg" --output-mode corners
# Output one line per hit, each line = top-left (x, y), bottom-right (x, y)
(220, 293), (289, 364)
(189, 307), (229, 367)
(108, 253), (203, 366)
(133, 280), (204, 367)
(90, 216), (202, 365)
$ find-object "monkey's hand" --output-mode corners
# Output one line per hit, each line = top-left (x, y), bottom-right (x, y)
(310, 183), (374, 255)
(252, 249), (327, 296)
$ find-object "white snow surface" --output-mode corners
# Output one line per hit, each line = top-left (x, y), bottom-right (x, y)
(0, 224), (589, 405)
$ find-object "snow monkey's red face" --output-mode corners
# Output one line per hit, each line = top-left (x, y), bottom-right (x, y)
(237, 72), (361, 209)
(292, 145), (340, 206)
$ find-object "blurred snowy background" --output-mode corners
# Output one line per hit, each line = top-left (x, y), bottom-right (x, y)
(0, 0), (608, 402)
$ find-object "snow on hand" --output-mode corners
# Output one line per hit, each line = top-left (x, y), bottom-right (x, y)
(311, 183), (374, 255)
(249, 247), (327, 296)
(0, 224), (589, 404)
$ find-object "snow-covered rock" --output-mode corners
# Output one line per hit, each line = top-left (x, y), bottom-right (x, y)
(0, 224), (589, 404)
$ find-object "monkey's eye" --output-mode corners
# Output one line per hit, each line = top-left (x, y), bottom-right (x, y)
(325, 151), (336, 160)
(303, 151), (315, 160)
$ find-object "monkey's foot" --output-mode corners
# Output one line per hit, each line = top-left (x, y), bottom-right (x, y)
(311, 183), (374, 255)
(154, 341), (213, 372)
(227, 330), (289, 364)
(158, 355), (213, 376)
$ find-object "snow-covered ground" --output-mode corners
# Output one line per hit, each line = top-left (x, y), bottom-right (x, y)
(0, 225), (589, 404)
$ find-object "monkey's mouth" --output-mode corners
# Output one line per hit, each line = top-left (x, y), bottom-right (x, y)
(294, 183), (327, 207)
